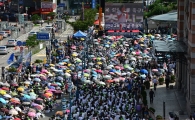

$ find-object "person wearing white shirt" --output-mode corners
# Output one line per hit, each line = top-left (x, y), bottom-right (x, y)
(117, 5), (128, 30)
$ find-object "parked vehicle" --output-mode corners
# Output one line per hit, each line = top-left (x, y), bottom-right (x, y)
(28, 31), (38, 37)
(34, 20), (44, 24)
(0, 46), (8, 54)
(0, 31), (8, 38)
(6, 39), (17, 47)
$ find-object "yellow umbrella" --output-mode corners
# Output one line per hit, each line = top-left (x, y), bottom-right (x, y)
(72, 53), (77, 57)
(84, 73), (90, 77)
(66, 70), (71, 73)
(80, 38), (85, 41)
(67, 63), (72, 67)
(0, 90), (6, 95)
(97, 62), (102, 65)
(17, 87), (24, 92)
(140, 44), (145, 47)
(50, 64), (55, 67)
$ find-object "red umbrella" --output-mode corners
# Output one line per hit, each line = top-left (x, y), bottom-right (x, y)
(1, 87), (9, 91)
(51, 83), (58, 87)
(1, 108), (9, 113)
(11, 83), (18, 87)
(55, 90), (62, 94)
(96, 69), (102, 73)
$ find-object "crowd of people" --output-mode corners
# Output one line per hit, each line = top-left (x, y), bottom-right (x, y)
(0, 27), (176, 120)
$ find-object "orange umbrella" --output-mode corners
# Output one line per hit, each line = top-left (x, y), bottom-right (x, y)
(107, 80), (114, 83)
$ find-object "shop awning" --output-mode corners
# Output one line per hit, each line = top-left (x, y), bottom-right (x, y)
(41, 12), (50, 14)
(32, 11), (40, 14)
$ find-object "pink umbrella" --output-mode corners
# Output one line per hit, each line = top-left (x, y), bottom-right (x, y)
(41, 76), (47, 80)
(36, 98), (43, 101)
(60, 66), (66, 68)
(120, 67), (124, 70)
(119, 77), (125, 81)
(41, 69), (48, 73)
(109, 72), (115, 75)
(48, 89), (56, 92)
(28, 112), (36, 117)
(65, 56), (70, 58)
(136, 52), (140, 55)
(152, 69), (158, 72)
(66, 109), (70, 113)
(93, 58), (96, 60)
(96, 69), (102, 73)
(35, 105), (43, 110)
(55, 90), (62, 94)
(71, 46), (76, 49)
(114, 66), (120, 69)
(144, 50), (149, 54)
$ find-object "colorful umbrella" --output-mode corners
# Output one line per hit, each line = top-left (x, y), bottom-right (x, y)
(1, 87), (9, 91)
(28, 112), (36, 117)
(17, 87), (24, 92)
(9, 109), (18, 115)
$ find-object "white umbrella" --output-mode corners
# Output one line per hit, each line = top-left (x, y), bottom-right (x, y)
(30, 74), (38, 77)
(15, 107), (22, 112)
(3, 94), (12, 98)
(98, 81), (106, 85)
(83, 80), (93, 84)
(9, 109), (18, 115)
(121, 73), (127, 76)
(24, 81), (31, 85)
(130, 57), (136, 61)
(0, 82), (4, 85)
(3, 82), (10, 87)
(65, 73), (71, 77)
(103, 75), (112, 80)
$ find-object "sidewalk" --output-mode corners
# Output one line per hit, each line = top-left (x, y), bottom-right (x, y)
(147, 82), (189, 119)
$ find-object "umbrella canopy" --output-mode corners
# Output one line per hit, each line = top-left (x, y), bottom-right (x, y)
(9, 109), (18, 115)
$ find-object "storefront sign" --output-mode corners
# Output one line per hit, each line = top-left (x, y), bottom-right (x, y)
(41, 2), (53, 8)
(40, 8), (53, 12)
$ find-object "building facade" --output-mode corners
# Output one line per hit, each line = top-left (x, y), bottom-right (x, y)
(177, 0), (195, 114)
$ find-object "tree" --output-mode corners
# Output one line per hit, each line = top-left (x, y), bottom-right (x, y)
(31, 14), (41, 22)
(47, 12), (56, 18)
(67, 8), (98, 31)
(26, 35), (39, 50)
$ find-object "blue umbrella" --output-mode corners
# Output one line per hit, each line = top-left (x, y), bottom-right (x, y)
(56, 82), (62, 86)
(57, 76), (63, 81)
(0, 98), (6, 104)
(92, 74), (97, 77)
(63, 59), (69, 62)
(44, 64), (49, 67)
(109, 69), (116, 73)
(140, 69), (148, 74)
(23, 94), (31, 100)
(34, 78), (41, 82)
(48, 86), (55, 89)
(92, 71), (97, 74)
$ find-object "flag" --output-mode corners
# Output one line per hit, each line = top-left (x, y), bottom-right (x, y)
(17, 63), (23, 73)
(25, 51), (32, 66)
(7, 53), (14, 65)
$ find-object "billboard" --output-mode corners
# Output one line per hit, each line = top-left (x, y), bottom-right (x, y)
(105, 3), (144, 30)
(41, 2), (53, 8)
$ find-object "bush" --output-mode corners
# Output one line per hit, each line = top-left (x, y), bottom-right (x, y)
(7, 67), (17, 72)
(170, 75), (175, 83)
(149, 107), (155, 113)
(156, 115), (163, 119)
(34, 59), (43, 63)
(158, 78), (164, 85)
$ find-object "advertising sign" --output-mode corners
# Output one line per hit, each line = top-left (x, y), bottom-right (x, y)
(105, 3), (143, 30)
(41, 2), (53, 8)
(92, 0), (95, 9)
(40, 8), (53, 12)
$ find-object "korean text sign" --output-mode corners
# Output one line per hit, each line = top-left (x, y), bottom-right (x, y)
(105, 3), (144, 30)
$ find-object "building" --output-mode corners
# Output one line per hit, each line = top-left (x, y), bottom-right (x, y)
(177, 0), (195, 114)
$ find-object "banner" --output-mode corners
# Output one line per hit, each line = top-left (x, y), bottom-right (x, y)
(105, 3), (143, 30)
(92, 0), (95, 9)
(7, 53), (14, 65)
(25, 51), (32, 66)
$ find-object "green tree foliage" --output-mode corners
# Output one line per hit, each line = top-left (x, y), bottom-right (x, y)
(144, 0), (177, 18)
(67, 9), (98, 31)
(31, 14), (41, 22)
(47, 12), (56, 17)
(26, 35), (39, 48)
(105, 0), (136, 2)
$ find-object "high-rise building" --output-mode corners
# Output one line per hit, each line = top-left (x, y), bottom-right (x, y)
(177, 0), (195, 114)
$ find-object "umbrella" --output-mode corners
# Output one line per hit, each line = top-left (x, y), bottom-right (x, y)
(55, 111), (63, 116)
(15, 107), (22, 112)
(34, 78), (41, 82)
(1, 108), (9, 113)
(34, 105), (43, 110)
(152, 69), (158, 72)
(22, 102), (31, 105)
(11, 83), (18, 87)
(140, 69), (148, 74)
(24, 81), (31, 85)
(1, 87), (9, 91)
(28, 112), (36, 117)
(0, 90), (6, 95)
(14, 118), (21, 120)
(17, 87), (24, 92)
(3, 94), (11, 98)
(106, 80), (114, 83)
(23, 94), (31, 99)
(3, 83), (10, 87)
(9, 109), (18, 115)
(0, 98), (6, 104)
(11, 92), (18, 96)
